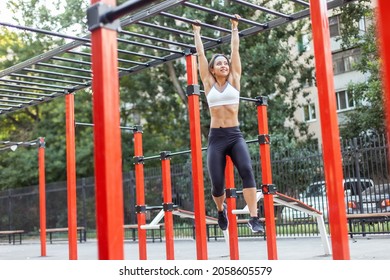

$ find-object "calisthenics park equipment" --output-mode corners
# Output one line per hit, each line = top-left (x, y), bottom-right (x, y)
(2, 0), (388, 260)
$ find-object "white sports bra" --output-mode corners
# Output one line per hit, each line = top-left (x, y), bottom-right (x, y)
(206, 82), (240, 108)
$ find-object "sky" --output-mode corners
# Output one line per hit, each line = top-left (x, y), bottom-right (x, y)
(0, 2), (16, 24)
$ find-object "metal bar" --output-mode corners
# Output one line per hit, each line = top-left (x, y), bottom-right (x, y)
(0, 22), (90, 42)
(161, 12), (231, 33)
(52, 56), (92, 66)
(120, 30), (192, 48)
(119, 0), (187, 27)
(117, 46), (166, 60)
(22, 68), (92, 80)
(103, 0), (160, 23)
(0, 81), (66, 93)
(118, 38), (183, 54)
(289, 0), (310, 7)
(0, 88), (52, 97)
(0, 98), (31, 104)
(0, 39), (89, 79)
(137, 21), (219, 42)
(0, 103), (22, 108)
(9, 73), (87, 85)
(0, 93), (43, 101)
(183, 2), (268, 27)
(75, 122), (136, 131)
(0, 78), (70, 90)
(231, 0), (291, 18)
(37, 63), (92, 74)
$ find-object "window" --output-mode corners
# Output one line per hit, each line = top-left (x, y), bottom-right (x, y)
(329, 15), (340, 37)
(297, 33), (311, 54)
(336, 90), (355, 111)
(333, 49), (361, 75)
(303, 103), (316, 122)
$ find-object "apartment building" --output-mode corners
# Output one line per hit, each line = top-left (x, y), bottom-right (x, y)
(292, 1), (376, 147)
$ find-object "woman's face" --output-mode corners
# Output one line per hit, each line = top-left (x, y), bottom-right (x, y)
(212, 56), (230, 77)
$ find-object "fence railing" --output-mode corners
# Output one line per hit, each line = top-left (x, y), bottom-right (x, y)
(1, 134), (389, 238)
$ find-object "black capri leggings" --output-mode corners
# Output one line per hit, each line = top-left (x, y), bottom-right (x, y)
(207, 126), (256, 197)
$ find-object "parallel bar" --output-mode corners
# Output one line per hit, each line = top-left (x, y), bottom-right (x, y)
(120, 30), (192, 48)
(289, 0), (310, 7)
(0, 78), (70, 90)
(137, 21), (219, 42)
(232, 0), (291, 18)
(104, 0), (159, 23)
(21, 68), (92, 80)
(161, 12), (231, 33)
(183, 2), (267, 27)
(10, 73), (87, 86)
(0, 89), (50, 98)
(37, 63), (92, 74)
(0, 21), (90, 42)
(118, 38), (183, 54)
(0, 82), (65, 93)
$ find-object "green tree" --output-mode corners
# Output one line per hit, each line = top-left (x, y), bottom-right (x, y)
(336, 1), (383, 139)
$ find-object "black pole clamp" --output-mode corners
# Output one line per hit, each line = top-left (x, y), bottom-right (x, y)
(133, 156), (144, 164)
(135, 205), (146, 213)
(261, 184), (276, 194)
(163, 203), (175, 212)
(186, 85), (200, 96)
(255, 96), (268, 106)
(225, 188), (237, 198)
(160, 151), (171, 160)
(87, 2), (120, 32)
(258, 134), (271, 144)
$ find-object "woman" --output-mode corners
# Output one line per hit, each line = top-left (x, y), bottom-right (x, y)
(192, 15), (264, 233)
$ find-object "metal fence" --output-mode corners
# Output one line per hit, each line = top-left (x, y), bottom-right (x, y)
(1, 134), (389, 239)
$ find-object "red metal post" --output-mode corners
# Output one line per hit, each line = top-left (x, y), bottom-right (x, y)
(65, 93), (78, 260)
(90, 0), (124, 259)
(224, 156), (239, 260)
(309, 0), (350, 259)
(38, 137), (46, 257)
(378, 1), (390, 143)
(185, 53), (208, 260)
(257, 99), (278, 260)
(161, 152), (175, 260)
(133, 129), (147, 260)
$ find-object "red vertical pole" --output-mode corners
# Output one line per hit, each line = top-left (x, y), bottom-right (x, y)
(89, 0), (124, 259)
(185, 53), (208, 260)
(309, 0), (349, 260)
(38, 137), (46, 257)
(65, 93), (78, 260)
(378, 1), (390, 142)
(133, 128), (147, 260)
(257, 98), (278, 260)
(161, 152), (175, 260)
(224, 156), (239, 260)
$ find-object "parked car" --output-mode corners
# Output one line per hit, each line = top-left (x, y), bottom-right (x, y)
(282, 178), (374, 221)
(347, 183), (390, 214)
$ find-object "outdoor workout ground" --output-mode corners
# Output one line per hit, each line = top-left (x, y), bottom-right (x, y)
(1, 235), (389, 260)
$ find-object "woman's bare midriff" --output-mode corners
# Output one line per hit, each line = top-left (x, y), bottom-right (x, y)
(209, 104), (240, 128)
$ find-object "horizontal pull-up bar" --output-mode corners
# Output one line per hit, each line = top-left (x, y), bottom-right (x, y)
(75, 122), (137, 131)
(103, 0), (160, 24)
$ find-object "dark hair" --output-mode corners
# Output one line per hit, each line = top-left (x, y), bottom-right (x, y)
(208, 54), (230, 73)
